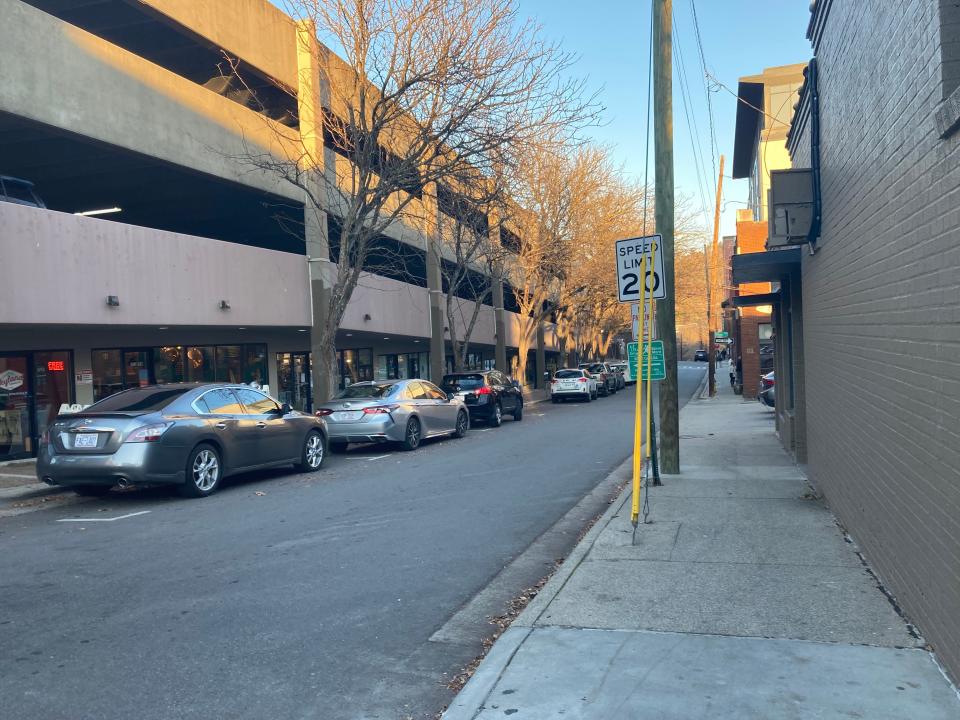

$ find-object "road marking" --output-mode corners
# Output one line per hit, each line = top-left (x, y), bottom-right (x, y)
(0, 472), (37, 479)
(345, 454), (390, 461)
(57, 510), (151, 523)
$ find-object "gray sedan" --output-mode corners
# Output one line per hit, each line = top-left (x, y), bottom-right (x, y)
(37, 384), (328, 498)
(315, 379), (469, 452)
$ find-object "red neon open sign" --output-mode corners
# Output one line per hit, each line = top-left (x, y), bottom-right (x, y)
(47, 361), (65, 371)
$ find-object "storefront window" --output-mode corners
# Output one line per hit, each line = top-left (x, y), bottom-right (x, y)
(92, 349), (122, 401)
(244, 345), (267, 386)
(216, 345), (243, 383)
(123, 350), (151, 388)
(33, 351), (73, 439)
(338, 348), (374, 388)
(377, 354), (400, 380)
(0, 354), (31, 459)
(184, 346), (215, 383)
(154, 346), (184, 384)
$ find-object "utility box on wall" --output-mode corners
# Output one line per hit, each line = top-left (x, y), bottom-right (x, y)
(768, 168), (813, 248)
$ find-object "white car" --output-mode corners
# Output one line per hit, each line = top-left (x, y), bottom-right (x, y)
(550, 368), (597, 402)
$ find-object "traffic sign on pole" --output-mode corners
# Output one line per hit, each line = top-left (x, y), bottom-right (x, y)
(616, 234), (666, 303)
(627, 340), (666, 381)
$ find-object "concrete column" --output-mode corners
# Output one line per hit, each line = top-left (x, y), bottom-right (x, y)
(789, 269), (806, 463)
(296, 20), (331, 406)
(535, 321), (546, 389)
(492, 276), (508, 373)
(423, 184), (445, 382)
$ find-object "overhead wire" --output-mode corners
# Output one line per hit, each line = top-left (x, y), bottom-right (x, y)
(672, 9), (714, 232)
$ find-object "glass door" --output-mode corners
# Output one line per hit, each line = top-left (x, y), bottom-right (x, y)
(0, 354), (33, 460)
(276, 352), (313, 412)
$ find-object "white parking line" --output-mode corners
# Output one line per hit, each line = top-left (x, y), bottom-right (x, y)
(345, 454), (390, 461)
(57, 510), (151, 523)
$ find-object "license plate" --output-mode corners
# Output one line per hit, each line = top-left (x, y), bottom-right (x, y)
(74, 433), (99, 448)
(560, 382), (576, 388)
(331, 411), (363, 423)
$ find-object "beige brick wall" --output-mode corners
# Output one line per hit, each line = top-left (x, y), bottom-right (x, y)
(791, 0), (960, 682)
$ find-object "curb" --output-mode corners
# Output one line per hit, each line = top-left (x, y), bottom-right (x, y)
(443, 378), (706, 719)
(0, 483), (59, 503)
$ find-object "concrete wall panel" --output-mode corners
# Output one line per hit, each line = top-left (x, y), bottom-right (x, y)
(0, 203), (311, 327)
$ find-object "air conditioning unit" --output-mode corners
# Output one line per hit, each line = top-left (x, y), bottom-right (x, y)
(767, 168), (813, 248)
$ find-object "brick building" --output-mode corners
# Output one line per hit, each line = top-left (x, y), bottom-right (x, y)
(733, 0), (960, 682)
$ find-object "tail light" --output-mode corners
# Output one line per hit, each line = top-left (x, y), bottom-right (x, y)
(551, 379), (557, 385)
(363, 405), (399, 415)
(39, 429), (50, 448)
(577, 377), (588, 383)
(315, 408), (333, 416)
(124, 422), (173, 443)
(476, 386), (493, 395)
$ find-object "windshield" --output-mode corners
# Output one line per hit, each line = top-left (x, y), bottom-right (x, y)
(335, 383), (396, 399)
(555, 370), (583, 379)
(588, 364), (605, 373)
(87, 386), (192, 412)
(442, 374), (485, 390)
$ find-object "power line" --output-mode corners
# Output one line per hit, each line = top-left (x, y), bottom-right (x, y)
(688, 0), (719, 182)
(672, 11), (713, 231)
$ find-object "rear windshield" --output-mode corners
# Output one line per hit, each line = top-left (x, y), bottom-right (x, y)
(588, 364), (605, 373)
(442, 374), (485, 390)
(336, 383), (396, 399)
(555, 370), (583, 379)
(87, 386), (192, 412)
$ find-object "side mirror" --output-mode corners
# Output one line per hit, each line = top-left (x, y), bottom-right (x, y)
(280, 402), (292, 414)
(511, 379), (520, 389)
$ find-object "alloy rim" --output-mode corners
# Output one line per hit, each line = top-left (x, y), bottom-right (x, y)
(306, 433), (324, 467)
(408, 420), (420, 446)
(494, 405), (502, 423)
(457, 412), (467, 434)
(192, 450), (219, 491)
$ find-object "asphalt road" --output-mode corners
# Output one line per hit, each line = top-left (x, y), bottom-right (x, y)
(0, 364), (705, 720)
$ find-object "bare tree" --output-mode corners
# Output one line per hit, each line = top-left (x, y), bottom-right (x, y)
(433, 175), (510, 371)
(227, 0), (598, 399)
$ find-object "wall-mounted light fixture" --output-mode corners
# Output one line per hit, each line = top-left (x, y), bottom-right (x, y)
(219, 300), (231, 310)
(363, 313), (371, 321)
(106, 295), (120, 307)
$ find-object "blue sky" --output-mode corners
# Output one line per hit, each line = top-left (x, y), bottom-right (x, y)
(516, 0), (812, 237)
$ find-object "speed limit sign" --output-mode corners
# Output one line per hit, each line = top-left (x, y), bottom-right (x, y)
(615, 234), (666, 303)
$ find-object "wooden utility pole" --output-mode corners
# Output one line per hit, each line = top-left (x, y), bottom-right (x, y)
(708, 155), (725, 397)
(654, 0), (679, 473)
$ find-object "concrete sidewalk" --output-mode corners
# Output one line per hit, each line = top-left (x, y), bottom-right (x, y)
(444, 383), (960, 719)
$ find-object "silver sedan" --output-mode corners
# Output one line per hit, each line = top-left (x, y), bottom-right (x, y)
(315, 379), (469, 452)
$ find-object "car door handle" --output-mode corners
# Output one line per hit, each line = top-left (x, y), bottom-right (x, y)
(215, 422), (228, 430)
(256, 422), (267, 429)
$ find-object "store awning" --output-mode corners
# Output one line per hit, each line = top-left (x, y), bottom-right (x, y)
(733, 291), (781, 308)
(731, 247), (802, 284)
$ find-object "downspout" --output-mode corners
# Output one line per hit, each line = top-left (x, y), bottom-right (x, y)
(807, 57), (822, 252)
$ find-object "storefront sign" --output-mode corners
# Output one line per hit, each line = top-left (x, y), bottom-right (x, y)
(75, 369), (93, 385)
(0, 369), (24, 391)
(48, 360), (65, 371)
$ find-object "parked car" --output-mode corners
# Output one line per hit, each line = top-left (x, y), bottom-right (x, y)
(440, 370), (522, 426)
(580, 362), (617, 396)
(37, 383), (327, 498)
(611, 362), (634, 385)
(551, 368), (597, 402)
(694, 349), (709, 362)
(0, 175), (46, 208)
(316, 379), (468, 452)
(759, 372), (775, 408)
(611, 365), (626, 390)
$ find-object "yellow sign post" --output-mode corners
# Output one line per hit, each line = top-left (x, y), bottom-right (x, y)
(630, 253), (647, 527)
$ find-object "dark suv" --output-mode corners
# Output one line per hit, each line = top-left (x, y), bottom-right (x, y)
(441, 370), (523, 426)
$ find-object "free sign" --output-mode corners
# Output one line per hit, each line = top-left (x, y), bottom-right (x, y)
(615, 234), (666, 303)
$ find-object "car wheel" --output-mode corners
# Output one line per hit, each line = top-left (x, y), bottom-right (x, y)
(179, 443), (222, 498)
(72, 484), (112, 497)
(297, 430), (325, 473)
(329, 441), (348, 454)
(453, 410), (469, 438)
(401, 417), (422, 451)
(513, 400), (523, 421)
(490, 402), (503, 427)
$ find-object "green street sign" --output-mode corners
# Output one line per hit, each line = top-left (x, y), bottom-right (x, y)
(627, 340), (665, 381)
(716, 331), (729, 339)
